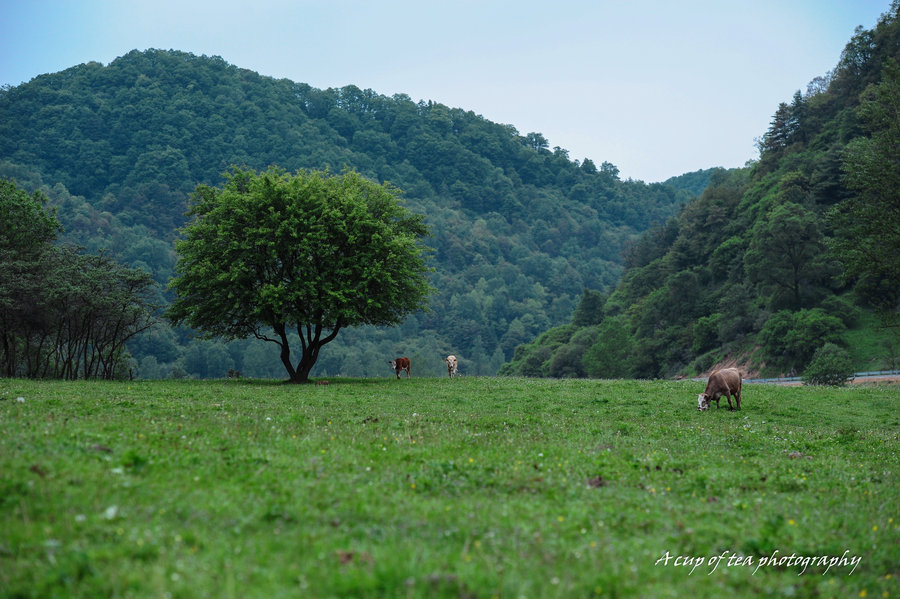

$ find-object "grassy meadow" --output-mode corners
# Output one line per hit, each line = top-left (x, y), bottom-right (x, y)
(1, 376), (898, 598)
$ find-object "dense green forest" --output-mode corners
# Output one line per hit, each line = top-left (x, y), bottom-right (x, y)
(0, 179), (156, 379)
(0, 49), (703, 378)
(502, 6), (900, 379)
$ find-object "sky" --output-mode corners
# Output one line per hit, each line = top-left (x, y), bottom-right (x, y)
(0, 0), (893, 182)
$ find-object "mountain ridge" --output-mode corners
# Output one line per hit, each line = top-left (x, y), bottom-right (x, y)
(500, 6), (900, 379)
(0, 49), (703, 378)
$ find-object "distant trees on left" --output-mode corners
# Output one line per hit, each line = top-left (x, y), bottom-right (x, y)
(0, 179), (157, 379)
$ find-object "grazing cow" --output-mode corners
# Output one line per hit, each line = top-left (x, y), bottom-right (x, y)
(445, 355), (458, 378)
(389, 357), (411, 379)
(698, 367), (742, 411)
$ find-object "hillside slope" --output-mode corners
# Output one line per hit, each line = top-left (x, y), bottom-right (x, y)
(502, 6), (900, 379)
(0, 50), (700, 377)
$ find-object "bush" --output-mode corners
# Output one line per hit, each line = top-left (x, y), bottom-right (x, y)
(692, 313), (722, 354)
(582, 316), (634, 378)
(802, 343), (855, 386)
(690, 350), (720, 376)
(820, 295), (861, 326)
(759, 308), (847, 372)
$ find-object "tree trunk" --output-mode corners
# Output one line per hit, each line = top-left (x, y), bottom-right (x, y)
(288, 320), (342, 383)
(291, 347), (315, 383)
(273, 323), (298, 381)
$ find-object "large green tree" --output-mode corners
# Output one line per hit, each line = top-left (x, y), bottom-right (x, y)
(167, 167), (433, 382)
(744, 202), (834, 310)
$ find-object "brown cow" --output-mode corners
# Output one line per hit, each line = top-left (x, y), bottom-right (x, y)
(445, 355), (458, 378)
(697, 368), (742, 411)
(389, 357), (411, 379)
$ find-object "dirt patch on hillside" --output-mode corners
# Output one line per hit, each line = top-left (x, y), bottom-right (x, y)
(703, 353), (761, 379)
(691, 349), (900, 385)
(846, 375), (900, 385)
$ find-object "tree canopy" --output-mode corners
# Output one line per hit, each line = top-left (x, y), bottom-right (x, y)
(0, 49), (697, 378)
(167, 167), (432, 382)
(0, 178), (157, 379)
(831, 57), (900, 325)
(502, 5), (900, 379)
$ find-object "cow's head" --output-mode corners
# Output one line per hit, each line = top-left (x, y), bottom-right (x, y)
(697, 393), (711, 411)
(389, 360), (397, 371)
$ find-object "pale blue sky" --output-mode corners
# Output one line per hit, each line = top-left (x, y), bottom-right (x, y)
(0, 0), (892, 182)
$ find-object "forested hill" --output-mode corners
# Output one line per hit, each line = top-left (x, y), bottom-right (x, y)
(0, 49), (700, 378)
(502, 6), (900, 379)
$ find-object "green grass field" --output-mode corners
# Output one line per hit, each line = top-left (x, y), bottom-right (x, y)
(1, 376), (898, 598)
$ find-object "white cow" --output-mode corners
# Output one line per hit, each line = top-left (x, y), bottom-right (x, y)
(445, 355), (458, 378)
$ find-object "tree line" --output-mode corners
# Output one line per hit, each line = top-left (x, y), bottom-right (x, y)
(0, 49), (699, 379)
(0, 179), (156, 379)
(502, 5), (900, 380)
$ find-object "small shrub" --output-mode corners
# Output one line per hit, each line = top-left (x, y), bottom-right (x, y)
(692, 313), (722, 354)
(802, 343), (855, 386)
(690, 350), (719, 376)
(760, 309), (846, 372)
